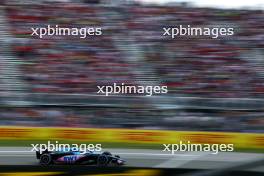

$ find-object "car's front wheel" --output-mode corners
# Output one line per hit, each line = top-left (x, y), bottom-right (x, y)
(97, 155), (109, 166)
(39, 154), (52, 166)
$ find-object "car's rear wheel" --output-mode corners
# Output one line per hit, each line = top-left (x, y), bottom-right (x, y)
(40, 154), (52, 165)
(97, 155), (109, 166)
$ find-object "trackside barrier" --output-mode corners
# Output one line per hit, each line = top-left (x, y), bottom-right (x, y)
(0, 126), (263, 149)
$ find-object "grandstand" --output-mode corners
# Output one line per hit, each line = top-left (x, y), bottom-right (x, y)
(0, 1), (263, 132)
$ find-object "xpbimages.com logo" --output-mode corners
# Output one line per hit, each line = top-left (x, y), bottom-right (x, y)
(31, 25), (102, 39)
(162, 141), (234, 154)
(163, 25), (234, 39)
(31, 141), (102, 154)
(97, 83), (168, 96)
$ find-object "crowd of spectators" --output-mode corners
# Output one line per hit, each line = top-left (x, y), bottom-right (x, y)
(4, 2), (264, 98)
(6, 3), (136, 93)
(0, 2), (264, 132)
(125, 5), (264, 98)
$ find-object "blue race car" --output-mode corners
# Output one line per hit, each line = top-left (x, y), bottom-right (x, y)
(36, 149), (125, 166)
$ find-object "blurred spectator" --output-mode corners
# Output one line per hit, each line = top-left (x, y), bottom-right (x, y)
(0, 1), (263, 132)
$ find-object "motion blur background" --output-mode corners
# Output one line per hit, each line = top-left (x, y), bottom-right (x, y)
(0, 0), (263, 132)
(0, 1), (263, 173)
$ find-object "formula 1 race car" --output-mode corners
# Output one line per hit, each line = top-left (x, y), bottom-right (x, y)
(36, 149), (125, 166)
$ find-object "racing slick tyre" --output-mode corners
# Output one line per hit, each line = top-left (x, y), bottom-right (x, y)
(102, 151), (112, 156)
(39, 154), (52, 166)
(97, 154), (109, 166)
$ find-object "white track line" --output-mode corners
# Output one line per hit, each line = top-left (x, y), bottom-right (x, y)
(0, 155), (34, 157)
(0, 151), (198, 157)
(117, 153), (198, 157)
(0, 151), (33, 152)
(154, 152), (209, 168)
